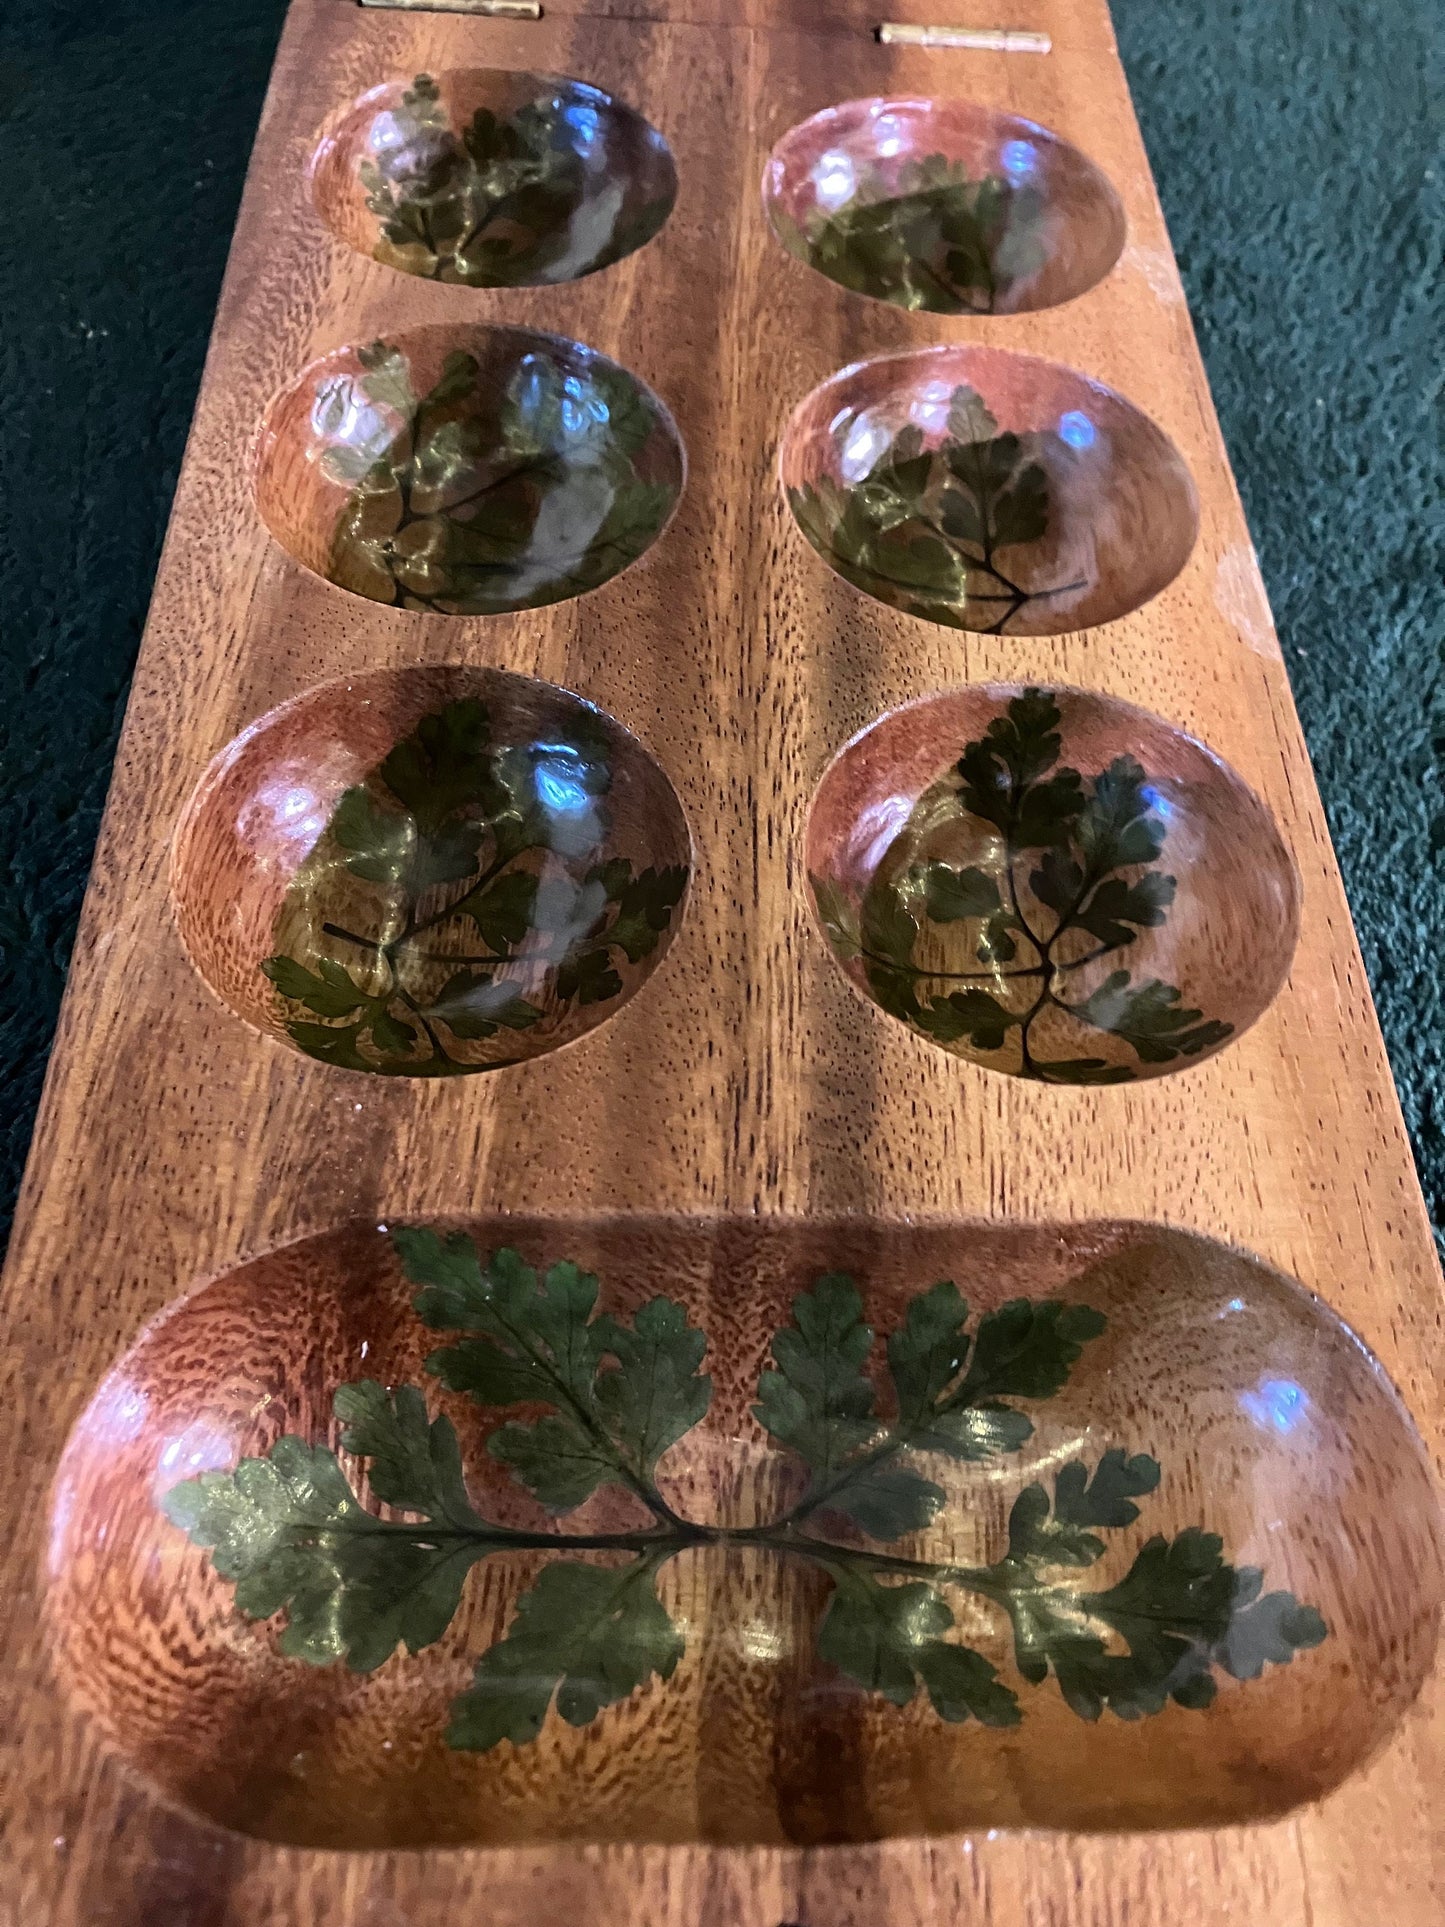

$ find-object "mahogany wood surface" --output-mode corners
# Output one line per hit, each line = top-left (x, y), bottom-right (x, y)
(2, 0), (1441, 1922)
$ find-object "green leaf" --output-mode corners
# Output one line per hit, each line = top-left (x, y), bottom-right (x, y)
(447, 1558), (684, 1750)
(592, 1297), (713, 1480)
(425, 349), (481, 409)
(886, 1280), (971, 1430)
(602, 864), (689, 963)
(884, 1280), (1035, 1462)
(1028, 847), (1084, 916)
(161, 1416), (482, 1673)
(377, 699), (494, 830)
(956, 692), (1085, 849)
(286, 1017), (376, 1071)
(753, 1272), (879, 1473)
(1005, 1480), (1084, 1564)
(392, 1224), (489, 1318)
(912, 987), (1017, 1051)
(913, 1400), (1034, 1460)
(1070, 875), (1177, 949)
(1033, 1056), (1138, 1086)
(1067, 972), (1233, 1063)
(1213, 1570), (1328, 1680)
(817, 1567), (1019, 1724)
(1075, 756), (1166, 872)
(947, 383), (998, 443)
(860, 879), (920, 968)
(357, 340), (417, 417)
(370, 1009), (418, 1056)
(428, 970), (542, 1039)
(918, 861), (1001, 922)
(488, 1414), (619, 1511)
(990, 460), (1049, 549)
(455, 868), (540, 952)
(261, 954), (372, 1018)
(415, 820), (486, 889)
(1054, 1448), (1161, 1528)
(1073, 1529), (1239, 1710)
(916, 1639), (1024, 1726)
(554, 945), (624, 1006)
(399, 1229), (710, 1507)
(332, 785), (415, 886)
(987, 1467), (1305, 1723)
(958, 1298), (1106, 1405)
(823, 1461), (946, 1540)
(332, 1379), (481, 1527)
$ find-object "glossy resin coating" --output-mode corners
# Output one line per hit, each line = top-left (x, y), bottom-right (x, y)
(311, 70), (676, 288)
(171, 665), (691, 1076)
(255, 324), (684, 616)
(765, 97), (1126, 316)
(807, 684), (1299, 1083)
(49, 1217), (1441, 1849)
(781, 343), (1198, 635)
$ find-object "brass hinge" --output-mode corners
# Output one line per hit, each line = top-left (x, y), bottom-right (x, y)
(876, 23), (1051, 50)
(359, 0), (542, 17)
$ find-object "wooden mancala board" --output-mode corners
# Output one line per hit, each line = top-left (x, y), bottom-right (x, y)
(3, 0), (1442, 1921)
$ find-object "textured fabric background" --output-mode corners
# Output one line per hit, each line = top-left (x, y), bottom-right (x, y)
(1, 0), (1440, 1248)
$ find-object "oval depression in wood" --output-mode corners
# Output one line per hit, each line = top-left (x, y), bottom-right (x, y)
(310, 70), (676, 288)
(255, 324), (684, 616)
(780, 344), (1198, 635)
(764, 97), (1126, 315)
(170, 665), (691, 1078)
(806, 683), (1300, 1083)
(47, 1216), (1442, 1849)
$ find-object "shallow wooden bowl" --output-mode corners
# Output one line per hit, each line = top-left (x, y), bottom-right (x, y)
(310, 69), (676, 288)
(806, 682), (1299, 1084)
(47, 1216), (1442, 1850)
(254, 323), (684, 616)
(780, 342), (1198, 635)
(764, 97), (1126, 316)
(170, 664), (692, 1078)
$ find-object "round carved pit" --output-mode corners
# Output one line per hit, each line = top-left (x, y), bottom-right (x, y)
(170, 665), (691, 1077)
(48, 1217), (1441, 1847)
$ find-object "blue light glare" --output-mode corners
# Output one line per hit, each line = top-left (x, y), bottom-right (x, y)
(539, 743), (593, 813)
(1240, 1377), (1309, 1435)
(560, 372), (609, 438)
(1140, 783), (1175, 820)
(561, 102), (601, 152)
(1058, 409), (1096, 449)
(1001, 139), (1037, 180)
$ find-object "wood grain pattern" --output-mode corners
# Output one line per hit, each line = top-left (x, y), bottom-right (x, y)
(2, 0), (1441, 1922)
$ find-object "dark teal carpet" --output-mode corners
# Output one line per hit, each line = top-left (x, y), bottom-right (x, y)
(1, 0), (1440, 1246)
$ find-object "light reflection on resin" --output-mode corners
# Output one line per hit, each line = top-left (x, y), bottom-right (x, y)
(765, 97), (1126, 316)
(782, 344), (1198, 636)
(806, 684), (1299, 1083)
(311, 70), (676, 289)
(256, 326), (684, 618)
(171, 666), (691, 1079)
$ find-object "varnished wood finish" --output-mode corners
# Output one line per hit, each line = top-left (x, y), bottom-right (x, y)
(2, 0), (1442, 1922)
